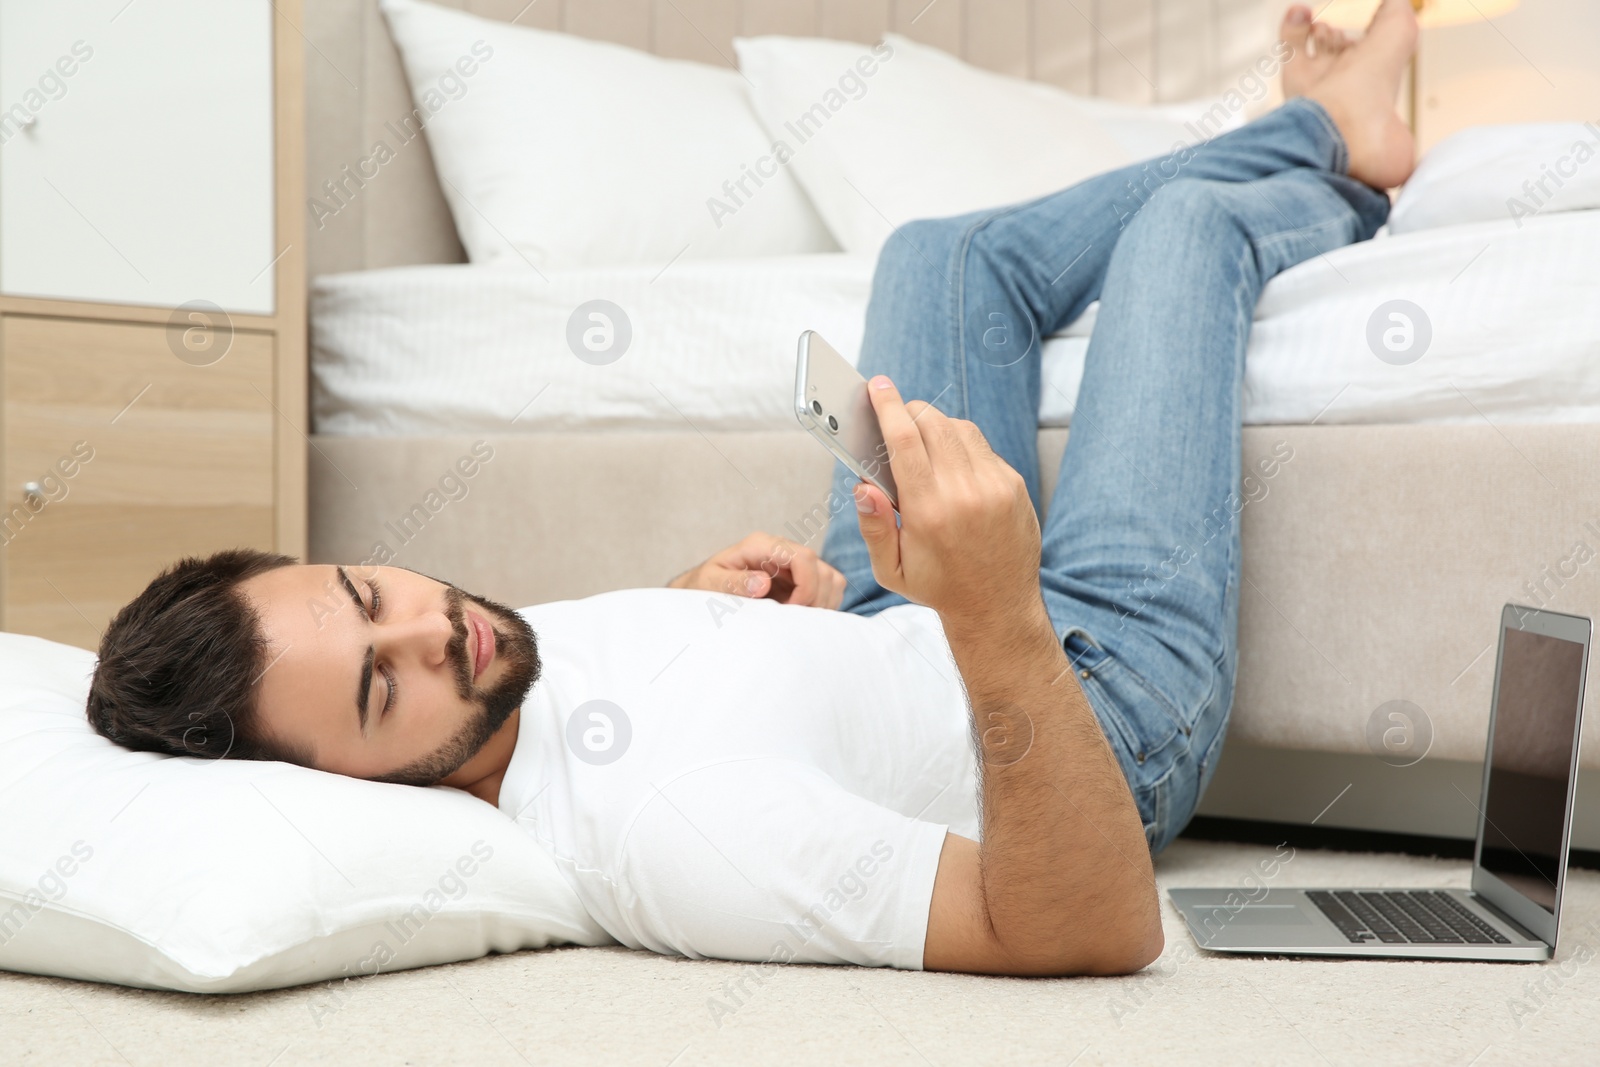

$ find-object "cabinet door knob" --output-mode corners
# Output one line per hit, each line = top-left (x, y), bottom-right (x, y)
(22, 482), (44, 504)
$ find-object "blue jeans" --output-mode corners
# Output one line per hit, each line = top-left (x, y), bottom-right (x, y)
(824, 99), (1389, 852)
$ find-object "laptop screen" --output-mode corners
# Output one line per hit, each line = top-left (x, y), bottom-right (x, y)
(1478, 624), (1587, 913)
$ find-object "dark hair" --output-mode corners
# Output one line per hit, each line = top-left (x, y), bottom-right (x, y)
(87, 548), (308, 765)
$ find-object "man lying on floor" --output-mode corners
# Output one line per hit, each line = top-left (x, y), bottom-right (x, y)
(84, 2), (1416, 978)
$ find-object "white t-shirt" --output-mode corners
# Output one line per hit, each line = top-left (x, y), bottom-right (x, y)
(497, 587), (979, 970)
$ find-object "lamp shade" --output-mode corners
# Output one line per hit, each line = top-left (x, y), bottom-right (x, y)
(1316, 0), (1518, 30)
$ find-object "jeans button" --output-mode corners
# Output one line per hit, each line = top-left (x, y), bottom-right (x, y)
(1136, 750), (1146, 764)
(1079, 669), (1091, 679)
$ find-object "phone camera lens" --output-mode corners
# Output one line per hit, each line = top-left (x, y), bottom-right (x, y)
(826, 414), (839, 433)
(811, 400), (823, 415)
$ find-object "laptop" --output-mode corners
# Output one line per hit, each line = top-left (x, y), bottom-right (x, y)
(1170, 603), (1591, 962)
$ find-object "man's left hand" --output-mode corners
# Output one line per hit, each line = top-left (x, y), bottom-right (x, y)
(667, 532), (846, 609)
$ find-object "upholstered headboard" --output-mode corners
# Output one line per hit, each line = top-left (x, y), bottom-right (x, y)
(303, 0), (1276, 277)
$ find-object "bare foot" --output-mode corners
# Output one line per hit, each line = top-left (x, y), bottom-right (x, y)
(1279, 6), (1355, 98)
(1282, 0), (1418, 189)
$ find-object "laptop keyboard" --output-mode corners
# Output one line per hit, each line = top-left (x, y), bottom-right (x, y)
(1306, 890), (1512, 945)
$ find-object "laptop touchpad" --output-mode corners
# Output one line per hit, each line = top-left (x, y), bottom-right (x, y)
(1206, 906), (1313, 926)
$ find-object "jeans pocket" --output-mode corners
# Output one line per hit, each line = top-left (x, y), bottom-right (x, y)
(1093, 660), (1185, 773)
(1065, 629), (1182, 802)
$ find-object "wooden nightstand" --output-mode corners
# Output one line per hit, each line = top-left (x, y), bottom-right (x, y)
(0, 0), (306, 649)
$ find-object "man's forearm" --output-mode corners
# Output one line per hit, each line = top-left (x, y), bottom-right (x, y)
(940, 593), (1162, 972)
(844, 374), (1161, 972)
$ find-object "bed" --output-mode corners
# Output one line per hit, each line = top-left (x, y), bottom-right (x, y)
(304, 0), (1600, 847)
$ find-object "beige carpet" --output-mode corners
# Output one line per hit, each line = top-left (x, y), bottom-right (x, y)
(4, 839), (1597, 1066)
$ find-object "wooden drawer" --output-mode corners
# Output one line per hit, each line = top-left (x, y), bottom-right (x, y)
(2, 315), (277, 648)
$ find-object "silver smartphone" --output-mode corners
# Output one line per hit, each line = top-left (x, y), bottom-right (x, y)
(794, 330), (898, 509)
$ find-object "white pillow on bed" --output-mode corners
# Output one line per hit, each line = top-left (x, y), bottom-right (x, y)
(1390, 122), (1600, 234)
(377, 0), (837, 269)
(0, 632), (606, 994)
(1073, 92), (1250, 161)
(734, 34), (1234, 257)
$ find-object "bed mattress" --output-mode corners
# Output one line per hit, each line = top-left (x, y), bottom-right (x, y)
(311, 210), (1600, 435)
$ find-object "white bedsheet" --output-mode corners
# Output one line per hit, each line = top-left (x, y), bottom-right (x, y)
(311, 210), (1600, 435)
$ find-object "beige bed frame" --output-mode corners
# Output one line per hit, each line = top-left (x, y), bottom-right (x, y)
(302, 0), (1600, 846)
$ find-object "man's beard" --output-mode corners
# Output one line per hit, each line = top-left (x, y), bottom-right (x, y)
(373, 585), (540, 788)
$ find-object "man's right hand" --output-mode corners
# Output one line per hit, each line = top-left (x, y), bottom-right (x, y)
(852, 376), (1042, 623)
(855, 375), (1162, 978)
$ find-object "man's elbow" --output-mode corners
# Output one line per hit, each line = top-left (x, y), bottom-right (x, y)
(990, 915), (1165, 978)
(1057, 888), (1166, 976)
(1082, 920), (1165, 976)
(1046, 914), (1164, 977)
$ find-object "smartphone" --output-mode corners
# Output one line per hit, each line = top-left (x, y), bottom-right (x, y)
(794, 330), (898, 509)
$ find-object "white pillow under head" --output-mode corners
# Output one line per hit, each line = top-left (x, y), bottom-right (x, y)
(0, 632), (606, 993)
(378, 0), (837, 269)
(1390, 122), (1600, 234)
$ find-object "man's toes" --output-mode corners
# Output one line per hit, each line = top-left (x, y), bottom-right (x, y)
(1310, 22), (1340, 58)
(1280, 4), (1313, 51)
